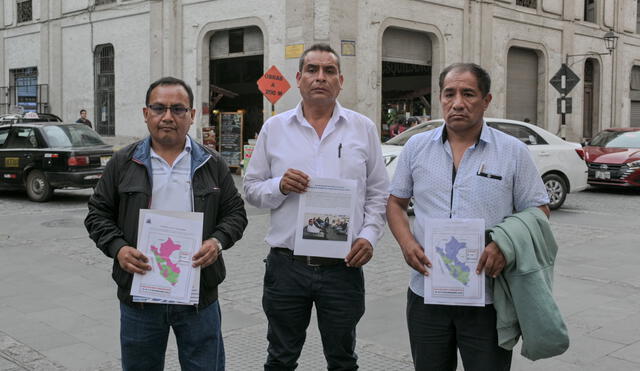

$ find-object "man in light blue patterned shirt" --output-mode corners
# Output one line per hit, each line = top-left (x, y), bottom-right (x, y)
(387, 63), (550, 371)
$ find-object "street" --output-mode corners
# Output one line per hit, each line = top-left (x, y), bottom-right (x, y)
(1, 181), (639, 370)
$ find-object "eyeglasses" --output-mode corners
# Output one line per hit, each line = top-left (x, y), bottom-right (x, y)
(147, 104), (191, 117)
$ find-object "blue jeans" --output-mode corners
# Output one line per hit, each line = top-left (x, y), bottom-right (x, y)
(120, 300), (224, 371)
(406, 289), (512, 371)
(262, 249), (365, 371)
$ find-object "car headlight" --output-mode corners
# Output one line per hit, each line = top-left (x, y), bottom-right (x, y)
(383, 154), (397, 166)
(627, 160), (640, 169)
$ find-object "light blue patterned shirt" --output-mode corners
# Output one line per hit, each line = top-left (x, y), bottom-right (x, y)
(390, 122), (549, 303)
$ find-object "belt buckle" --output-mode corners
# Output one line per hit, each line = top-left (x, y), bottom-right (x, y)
(306, 256), (321, 267)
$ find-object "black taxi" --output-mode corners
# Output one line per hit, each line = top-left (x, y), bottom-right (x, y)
(0, 113), (113, 201)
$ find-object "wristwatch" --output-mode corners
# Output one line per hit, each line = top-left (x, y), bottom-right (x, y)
(209, 237), (222, 253)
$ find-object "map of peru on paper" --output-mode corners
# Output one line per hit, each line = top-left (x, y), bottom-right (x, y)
(424, 218), (485, 306)
(131, 209), (203, 304)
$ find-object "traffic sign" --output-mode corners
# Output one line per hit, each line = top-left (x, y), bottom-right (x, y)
(257, 65), (291, 105)
(550, 64), (580, 95)
(557, 97), (572, 114)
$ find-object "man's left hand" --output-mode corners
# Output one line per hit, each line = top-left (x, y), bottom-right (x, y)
(345, 238), (373, 268)
(192, 238), (222, 268)
(476, 241), (505, 278)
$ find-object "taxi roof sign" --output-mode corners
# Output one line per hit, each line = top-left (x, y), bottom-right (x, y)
(257, 65), (291, 105)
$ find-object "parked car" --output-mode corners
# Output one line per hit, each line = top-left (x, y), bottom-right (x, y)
(0, 113), (113, 201)
(583, 128), (640, 188)
(382, 118), (588, 210)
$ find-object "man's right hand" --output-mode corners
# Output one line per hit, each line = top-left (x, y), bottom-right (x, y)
(117, 246), (151, 274)
(400, 240), (432, 276)
(279, 168), (310, 194)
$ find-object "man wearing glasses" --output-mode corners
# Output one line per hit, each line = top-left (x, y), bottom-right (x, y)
(85, 76), (247, 370)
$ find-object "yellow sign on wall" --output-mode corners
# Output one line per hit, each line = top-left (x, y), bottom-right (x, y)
(285, 44), (304, 59)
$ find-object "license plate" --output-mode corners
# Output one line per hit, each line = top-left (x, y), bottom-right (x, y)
(595, 170), (610, 179)
(100, 156), (111, 167)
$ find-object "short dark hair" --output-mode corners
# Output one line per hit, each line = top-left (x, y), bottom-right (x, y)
(145, 76), (194, 107)
(80, 109), (87, 114)
(298, 43), (341, 72)
(438, 63), (491, 97)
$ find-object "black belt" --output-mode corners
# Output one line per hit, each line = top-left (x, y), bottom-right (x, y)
(272, 247), (344, 266)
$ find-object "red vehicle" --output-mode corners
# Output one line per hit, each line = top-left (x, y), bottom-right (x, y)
(583, 128), (640, 187)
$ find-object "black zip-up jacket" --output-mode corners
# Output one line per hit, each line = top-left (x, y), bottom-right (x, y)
(85, 137), (247, 308)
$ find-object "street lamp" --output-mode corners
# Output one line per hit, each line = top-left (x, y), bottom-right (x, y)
(566, 30), (618, 65)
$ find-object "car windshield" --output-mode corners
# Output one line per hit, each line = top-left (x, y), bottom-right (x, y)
(41, 124), (106, 148)
(589, 131), (640, 149)
(385, 121), (443, 145)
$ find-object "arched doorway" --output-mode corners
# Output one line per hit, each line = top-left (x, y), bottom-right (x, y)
(381, 27), (432, 141)
(506, 47), (539, 124)
(209, 26), (264, 143)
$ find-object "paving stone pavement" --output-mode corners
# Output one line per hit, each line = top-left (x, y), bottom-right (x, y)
(1, 181), (640, 370)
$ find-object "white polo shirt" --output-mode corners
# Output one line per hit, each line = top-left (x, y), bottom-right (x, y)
(149, 137), (193, 212)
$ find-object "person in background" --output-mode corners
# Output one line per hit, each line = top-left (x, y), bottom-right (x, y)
(76, 109), (92, 128)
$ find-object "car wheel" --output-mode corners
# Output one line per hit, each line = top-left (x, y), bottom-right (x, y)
(543, 174), (566, 210)
(26, 170), (53, 202)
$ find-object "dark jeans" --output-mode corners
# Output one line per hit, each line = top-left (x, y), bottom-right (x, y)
(262, 249), (365, 371)
(120, 300), (224, 371)
(406, 289), (512, 371)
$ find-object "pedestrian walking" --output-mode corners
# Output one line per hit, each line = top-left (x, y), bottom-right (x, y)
(85, 76), (247, 370)
(243, 43), (389, 370)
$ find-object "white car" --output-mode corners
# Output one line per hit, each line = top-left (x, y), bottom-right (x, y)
(382, 118), (588, 210)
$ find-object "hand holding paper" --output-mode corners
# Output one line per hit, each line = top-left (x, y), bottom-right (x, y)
(476, 241), (505, 278)
(345, 238), (373, 267)
(279, 168), (310, 194)
(192, 238), (222, 268)
(399, 239), (432, 276)
(117, 245), (151, 274)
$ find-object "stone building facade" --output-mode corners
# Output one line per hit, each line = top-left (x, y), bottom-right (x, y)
(1, 0), (640, 142)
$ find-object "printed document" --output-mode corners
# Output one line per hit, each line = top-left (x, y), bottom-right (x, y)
(294, 177), (356, 259)
(131, 209), (202, 305)
(424, 218), (485, 306)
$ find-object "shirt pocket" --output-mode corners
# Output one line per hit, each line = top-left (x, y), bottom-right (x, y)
(338, 144), (367, 184)
(470, 166), (513, 209)
(193, 186), (221, 230)
(117, 185), (150, 235)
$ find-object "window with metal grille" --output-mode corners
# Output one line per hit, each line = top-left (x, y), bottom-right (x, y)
(516, 0), (536, 9)
(94, 44), (115, 136)
(17, 0), (32, 23)
(95, 0), (116, 5)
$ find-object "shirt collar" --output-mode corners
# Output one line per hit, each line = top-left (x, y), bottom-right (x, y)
(150, 136), (192, 159)
(436, 120), (493, 146)
(292, 101), (347, 128)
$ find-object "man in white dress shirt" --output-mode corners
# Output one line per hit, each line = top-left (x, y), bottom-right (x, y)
(244, 44), (389, 371)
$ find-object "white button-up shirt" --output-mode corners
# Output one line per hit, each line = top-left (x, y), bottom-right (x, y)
(149, 137), (193, 212)
(390, 122), (549, 303)
(244, 102), (389, 250)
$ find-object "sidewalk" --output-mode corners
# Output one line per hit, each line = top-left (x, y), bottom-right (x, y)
(1, 177), (640, 370)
